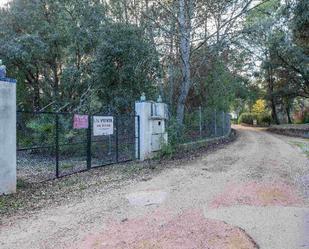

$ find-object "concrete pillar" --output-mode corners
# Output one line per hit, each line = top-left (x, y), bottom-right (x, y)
(135, 101), (152, 160)
(135, 98), (168, 161)
(0, 77), (17, 194)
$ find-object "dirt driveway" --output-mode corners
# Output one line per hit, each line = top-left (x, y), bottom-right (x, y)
(1, 126), (309, 249)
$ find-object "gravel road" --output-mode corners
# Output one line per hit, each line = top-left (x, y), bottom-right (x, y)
(1, 125), (309, 249)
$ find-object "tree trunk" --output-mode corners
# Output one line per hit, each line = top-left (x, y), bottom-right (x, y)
(33, 80), (40, 111)
(270, 98), (279, 124)
(286, 105), (292, 124)
(286, 108), (292, 124)
(52, 63), (60, 110)
(123, 0), (128, 24)
(168, 63), (175, 107)
(168, 22), (175, 108)
(267, 60), (279, 124)
(176, 0), (192, 125)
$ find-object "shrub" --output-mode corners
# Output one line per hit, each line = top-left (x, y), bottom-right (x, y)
(158, 142), (175, 159)
(258, 113), (272, 125)
(238, 113), (257, 125)
(231, 119), (238, 125)
(166, 117), (185, 146)
(24, 115), (55, 147)
(238, 112), (272, 126)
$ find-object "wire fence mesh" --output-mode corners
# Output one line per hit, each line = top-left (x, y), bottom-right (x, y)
(168, 107), (231, 145)
(17, 111), (58, 182)
(16, 107), (231, 183)
(91, 114), (138, 167)
(17, 111), (139, 183)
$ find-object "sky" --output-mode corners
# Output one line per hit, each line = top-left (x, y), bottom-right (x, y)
(0, 0), (9, 7)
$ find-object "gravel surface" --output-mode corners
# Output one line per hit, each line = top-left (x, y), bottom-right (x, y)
(0, 125), (308, 249)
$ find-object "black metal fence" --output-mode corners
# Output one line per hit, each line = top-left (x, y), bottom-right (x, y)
(17, 107), (231, 183)
(17, 111), (139, 183)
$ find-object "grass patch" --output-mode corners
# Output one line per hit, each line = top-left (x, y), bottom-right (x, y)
(78, 183), (87, 190)
(0, 195), (23, 215)
(121, 163), (144, 174)
(61, 163), (74, 170)
(0, 198), (6, 209)
(17, 179), (30, 189)
(289, 141), (309, 157)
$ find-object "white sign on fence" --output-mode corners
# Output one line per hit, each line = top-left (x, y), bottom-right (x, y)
(93, 116), (114, 136)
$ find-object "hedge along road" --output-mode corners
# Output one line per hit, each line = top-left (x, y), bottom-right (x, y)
(1, 125), (309, 249)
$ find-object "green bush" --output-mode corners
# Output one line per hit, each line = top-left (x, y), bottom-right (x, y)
(238, 113), (257, 125)
(238, 112), (272, 126)
(231, 119), (238, 125)
(167, 117), (185, 146)
(158, 142), (176, 159)
(158, 117), (184, 159)
(25, 115), (55, 147)
(258, 113), (272, 125)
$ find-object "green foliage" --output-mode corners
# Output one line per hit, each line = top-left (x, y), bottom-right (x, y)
(158, 142), (176, 159)
(158, 117), (187, 158)
(27, 118), (54, 133)
(166, 117), (185, 146)
(0, 0), (106, 111)
(16, 114), (56, 148)
(258, 113), (272, 125)
(94, 23), (159, 113)
(194, 58), (238, 112)
(231, 119), (238, 125)
(292, 0), (309, 53)
(238, 113), (257, 125)
(1, 0), (307, 125)
(18, 113), (88, 157)
(238, 112), (272, 126)
(241, 0), (309, 124)
(205, 61), (235, 111)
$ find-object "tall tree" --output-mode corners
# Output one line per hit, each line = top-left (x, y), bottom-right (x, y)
(0, 0), (105, 111)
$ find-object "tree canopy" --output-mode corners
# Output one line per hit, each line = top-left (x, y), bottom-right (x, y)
(0, 0), (308, 123)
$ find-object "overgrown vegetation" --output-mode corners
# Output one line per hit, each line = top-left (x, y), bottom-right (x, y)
(238, 99), (272, 126)
(0, 0), (307, 124)
(235, 0), (309, 124)
(238, 113), (272, 126)
(0, 0), (271, 123)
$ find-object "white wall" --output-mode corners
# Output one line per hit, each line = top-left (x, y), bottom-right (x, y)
(0, 79), (16, 194)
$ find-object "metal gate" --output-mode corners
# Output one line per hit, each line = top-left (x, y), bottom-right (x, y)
(16, 111), (140, 183)
(90, 114), (139, 168)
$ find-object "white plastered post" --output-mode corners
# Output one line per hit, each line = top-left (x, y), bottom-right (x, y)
(135, 100), (168, 161)
(0, 78), (17, 195)
(135, 101), (152, 161)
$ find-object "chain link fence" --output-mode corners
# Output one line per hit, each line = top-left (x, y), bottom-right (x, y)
(17, 111), (139, 183)
(168, 107), (231, 145)
(16, 106), (231, 183)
